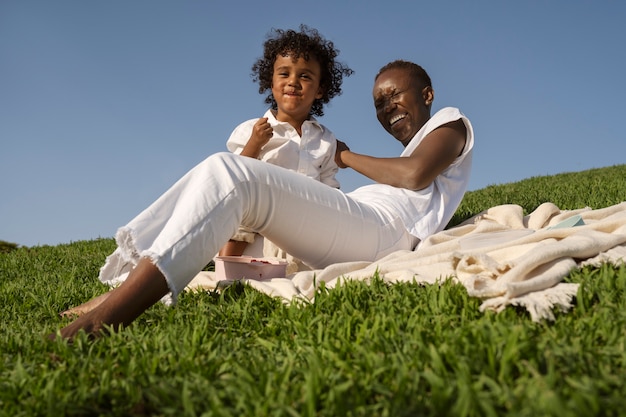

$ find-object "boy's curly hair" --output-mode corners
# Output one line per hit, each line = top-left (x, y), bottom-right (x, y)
(251, 25), (353, 117)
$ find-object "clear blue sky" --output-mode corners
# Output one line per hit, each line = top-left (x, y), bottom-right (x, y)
(2, 1), (625, 247)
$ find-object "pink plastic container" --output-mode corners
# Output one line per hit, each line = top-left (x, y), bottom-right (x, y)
(214, 256), (288, 280)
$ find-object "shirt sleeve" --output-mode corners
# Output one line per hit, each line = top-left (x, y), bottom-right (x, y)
(226, 119), (258, 154)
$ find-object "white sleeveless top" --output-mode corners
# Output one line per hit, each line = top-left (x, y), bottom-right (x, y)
(347, 107), (474, 240)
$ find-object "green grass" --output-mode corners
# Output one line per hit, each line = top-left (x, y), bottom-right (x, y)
(1, 165), (625, 416)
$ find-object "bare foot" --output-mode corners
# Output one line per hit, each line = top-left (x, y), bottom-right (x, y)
(60, 291), (113, 318)
(50, 258), (170, 341)
(49, 309), (106, 341)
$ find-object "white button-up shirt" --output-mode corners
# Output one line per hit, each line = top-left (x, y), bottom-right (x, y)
(226, 109), (340, 188)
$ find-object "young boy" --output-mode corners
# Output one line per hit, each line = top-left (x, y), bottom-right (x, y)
(219, 25), (353, 257)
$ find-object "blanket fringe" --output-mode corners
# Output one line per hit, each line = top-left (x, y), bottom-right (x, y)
(479, 282), (580, 322)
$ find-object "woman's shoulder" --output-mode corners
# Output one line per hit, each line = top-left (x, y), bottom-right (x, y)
(430, 107), (465, 124)
(428, 107), (473, 144)
(401, 107), (469, 156)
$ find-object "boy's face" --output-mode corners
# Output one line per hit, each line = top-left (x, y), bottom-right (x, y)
(272, 54), (323, 125)
(373, 68), (433, 146)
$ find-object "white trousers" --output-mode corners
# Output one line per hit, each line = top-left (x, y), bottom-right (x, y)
(100, 152), (418, 299)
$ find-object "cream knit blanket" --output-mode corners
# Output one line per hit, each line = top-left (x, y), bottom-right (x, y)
(188, 202), (626, 321)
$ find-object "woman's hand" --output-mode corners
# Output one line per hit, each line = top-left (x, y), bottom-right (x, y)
(335, 139), (350, 168)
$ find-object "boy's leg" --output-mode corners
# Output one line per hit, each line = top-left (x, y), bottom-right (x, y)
(218, 239), (249, 256)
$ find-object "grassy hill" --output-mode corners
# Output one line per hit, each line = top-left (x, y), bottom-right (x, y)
(1, 165), (625, 416)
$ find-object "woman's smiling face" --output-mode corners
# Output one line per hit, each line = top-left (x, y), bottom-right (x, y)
(373, 67), (433, 146)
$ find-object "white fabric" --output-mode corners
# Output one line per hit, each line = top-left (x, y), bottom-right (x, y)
(227, 109), (340, 188)
(348, 107), (473, 240)
(100, 152), (418, 301)
(188, 202), (626, 322)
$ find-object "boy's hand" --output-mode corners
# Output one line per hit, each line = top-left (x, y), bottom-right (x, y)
(241, 117), (273, 158)
(249, 117), (273, 148)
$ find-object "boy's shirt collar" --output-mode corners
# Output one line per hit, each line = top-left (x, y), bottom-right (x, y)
(266, 109), (322, 130)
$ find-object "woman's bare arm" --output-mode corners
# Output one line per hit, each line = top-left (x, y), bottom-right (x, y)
(336, 120), (466, 190)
